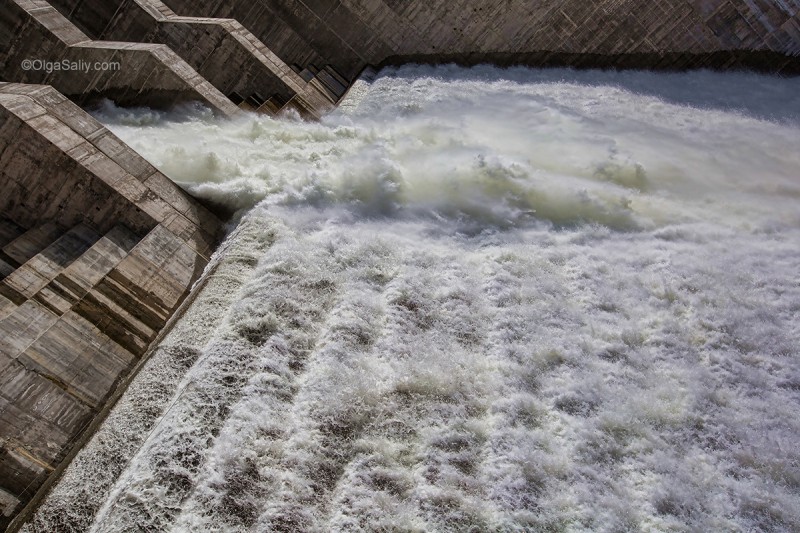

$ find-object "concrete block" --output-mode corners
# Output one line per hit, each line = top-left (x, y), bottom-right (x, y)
(20, 311), (136, 406)
(2, 224), (64, 266)
(0, 301), (59, 359)
(0, 84), (221, 526)
(2, 224), (99, 300)
(39, 225), (140, 311)
(0, 362), (93, 458)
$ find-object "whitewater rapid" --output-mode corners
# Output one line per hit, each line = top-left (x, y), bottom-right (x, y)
(25, 66), (800, 532)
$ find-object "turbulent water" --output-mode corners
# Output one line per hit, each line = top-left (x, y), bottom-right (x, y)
(29, 66), (800, 532)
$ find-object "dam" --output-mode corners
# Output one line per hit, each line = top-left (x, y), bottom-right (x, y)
(1, 1), (799, 531)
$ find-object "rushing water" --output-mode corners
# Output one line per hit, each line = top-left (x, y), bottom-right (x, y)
(27, 66), (800, 532)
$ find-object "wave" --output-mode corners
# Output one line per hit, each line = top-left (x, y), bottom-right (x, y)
(95, 65), (800, 233)
(28, 65), (800, 533)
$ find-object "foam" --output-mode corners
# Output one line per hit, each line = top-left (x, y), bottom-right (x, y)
(97, 66), (800, 233)
(28, 65), (800, 532)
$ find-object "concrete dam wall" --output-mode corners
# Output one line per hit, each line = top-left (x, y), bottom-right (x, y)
(160, 0), (800, 80)
(0, 82), (222, 530)
(0, 0), (798, 530)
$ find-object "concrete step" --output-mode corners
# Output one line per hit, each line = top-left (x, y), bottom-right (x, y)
(1, 224), (100, 304)
(0, 294), (16, 322)
(315, 67), (348, 99)
(309, 77), (340, 105)
(73, 285), (156, 357)
(71, 224), (201, 356)
(297, 67), (316, 83)
(299, 63), (347, 104)
(0, 259), (15, 280)
(0, 218), (26, 248)
(33, 225), (141, 315)
(2, 223), (64, 266)
(323, 65), (349, 89)
(256, 97), (283, 115)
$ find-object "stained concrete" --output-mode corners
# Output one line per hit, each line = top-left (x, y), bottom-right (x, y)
(0, 83), (222, 529)
(1, 0), (239, 114)
(47, 0), (338, 115)
(162, 0), (800, 81)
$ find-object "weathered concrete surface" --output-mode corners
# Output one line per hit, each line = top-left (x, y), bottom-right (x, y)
(0, 83), (223, 530)
(162, 0), (800, 81)
(48, 0), (338, 115)
(12, 215), (267, 533)
(0, 0), (238, 114)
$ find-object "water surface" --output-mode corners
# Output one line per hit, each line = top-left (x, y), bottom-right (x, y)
(28, 65), (800, 532)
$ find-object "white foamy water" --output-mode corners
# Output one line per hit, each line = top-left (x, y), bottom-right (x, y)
(26, 66), (800, 533)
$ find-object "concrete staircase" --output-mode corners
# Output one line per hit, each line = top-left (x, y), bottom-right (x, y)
(0, 224), (100, 304)
(0, 222), (138, 519)
(1, 0), (239, 115)
(49, 0), (340, 116)
(2, 0), (346, 118)
(0, 80), (223, 531)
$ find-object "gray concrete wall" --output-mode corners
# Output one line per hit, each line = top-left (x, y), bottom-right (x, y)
(163, 0), (800, 80)
(0, 83), (223, 530)
(0, 0), (239, 114)
(47, 0), (338, 115)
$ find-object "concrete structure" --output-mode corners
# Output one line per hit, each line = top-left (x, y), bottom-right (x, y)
(0, 0), (798, 531)
(162, 0), (800, 81)
(1, 0), (239, 114)
(47, 0), (339, 115)
(0, 83), (222, 530)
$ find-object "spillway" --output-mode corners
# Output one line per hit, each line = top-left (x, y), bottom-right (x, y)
(22, 66), (800, 532)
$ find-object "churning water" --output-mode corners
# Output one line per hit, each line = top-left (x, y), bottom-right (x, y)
(26, 66), (800, 532)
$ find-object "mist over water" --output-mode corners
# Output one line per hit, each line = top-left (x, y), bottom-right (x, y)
(29, 66), (800, 532)
(95, 65), (800, 233)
